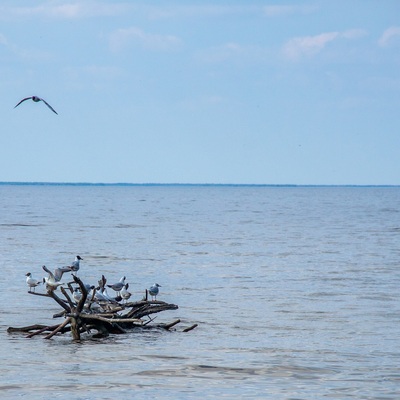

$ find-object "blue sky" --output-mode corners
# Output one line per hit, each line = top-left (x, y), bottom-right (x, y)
(1, 1), (399, 184)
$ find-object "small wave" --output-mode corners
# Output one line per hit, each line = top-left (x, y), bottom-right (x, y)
(135, 363), (338, 380)
(0, 223), (44, 227)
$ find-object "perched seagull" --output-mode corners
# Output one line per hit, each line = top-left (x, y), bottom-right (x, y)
(14, 96), (58, 115)
(84, 283), (95, 294)
(25, 272), (41, 292)
(148, 283), (161, 301)
(102, 287), (116, 302)
(107, 276), (126, 295)
(73, 288), (82, 303)
(89, 286), (112, 302)
(42, 265), (64, 290)
(120, 283), (131, 303)
(93, 287), (110, 302)
(93, 287), (118, 304)
(69, 255), (83, 275)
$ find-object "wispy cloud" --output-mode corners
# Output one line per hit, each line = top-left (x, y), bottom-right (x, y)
(62, 65), (124, 89)
(195, 42), (271, 65)
(263, 4), (318, 17)
(196, 42), (246, 63)
(283, 32), (339, 60)
(143, 5), (258, 20)
(109, 27), (182, 52)
(341, 29), (367, 40)
(378, 26), (400, 47)
(0, 1), (132, 20)
(0, 33), (8, 46)
(1, 3), (316, 21)
(0, 3), (261, 21)
(282, 29), (367, 61)
(0, 31), (53, 61)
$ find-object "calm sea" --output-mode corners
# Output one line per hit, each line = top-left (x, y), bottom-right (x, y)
(0, 184), (399, 399)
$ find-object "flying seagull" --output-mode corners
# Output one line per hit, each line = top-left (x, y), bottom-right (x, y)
(14, 96), (58, 115)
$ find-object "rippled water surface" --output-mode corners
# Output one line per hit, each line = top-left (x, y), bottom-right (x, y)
(0, 185), (399, 399)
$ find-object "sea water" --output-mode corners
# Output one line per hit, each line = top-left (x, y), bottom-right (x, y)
(0, 184), (399, 399)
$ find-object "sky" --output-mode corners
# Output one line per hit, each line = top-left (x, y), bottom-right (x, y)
(1, 0), (399, 185)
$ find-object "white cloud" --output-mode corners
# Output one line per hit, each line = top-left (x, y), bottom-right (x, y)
(282, 29), (367, 61)
(109, 27), (182, 52)
(378, 26), (400, 47)
(283, 32), (339, 60)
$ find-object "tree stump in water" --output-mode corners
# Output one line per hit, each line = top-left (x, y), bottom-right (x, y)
(8, 275), (196, 340)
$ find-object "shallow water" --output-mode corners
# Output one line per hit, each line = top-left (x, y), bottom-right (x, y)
(0, 185), (399, 399)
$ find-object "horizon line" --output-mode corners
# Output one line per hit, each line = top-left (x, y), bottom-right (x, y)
(0, 181), (398, 188)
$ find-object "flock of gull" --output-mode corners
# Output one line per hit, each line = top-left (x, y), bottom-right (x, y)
(25, 255), (162, 308)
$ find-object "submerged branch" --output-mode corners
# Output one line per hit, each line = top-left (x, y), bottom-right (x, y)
(44, 317), (72, 340)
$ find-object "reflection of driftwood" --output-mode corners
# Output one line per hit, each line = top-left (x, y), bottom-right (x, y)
(8, 275), (197, 340)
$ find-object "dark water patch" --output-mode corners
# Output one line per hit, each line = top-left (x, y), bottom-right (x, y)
(135, 363), (338, 381)
(0, 223), (44, 227)
(0, 385), (23, 390)
(115, 224), (146, 229)
(380, 208), (399, 213)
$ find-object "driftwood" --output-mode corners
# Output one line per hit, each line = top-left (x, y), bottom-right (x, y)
(9, 275), (197, 340)
(183, 324), (198, 332)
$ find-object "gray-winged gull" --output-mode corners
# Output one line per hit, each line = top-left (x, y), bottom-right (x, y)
(14, 96), (58, 115)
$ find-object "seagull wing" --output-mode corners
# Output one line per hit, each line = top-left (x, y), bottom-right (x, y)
(40, 98), (58, 115)
(14, 97), (33, 108)
(42, 265), (55, 281)
(54, 266), (71, 281)
(99, 275), (107, 289)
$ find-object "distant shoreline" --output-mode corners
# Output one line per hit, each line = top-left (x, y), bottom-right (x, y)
(0, 182), (398, 188)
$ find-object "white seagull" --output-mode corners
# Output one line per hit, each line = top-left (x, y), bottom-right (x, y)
(73, 288), (82, 303)
(93, 287), (110, 302)
(148, 283), (161, 301)
(42, 265), (64, 290)
(84, 283), (95, 294)
(25, 272), (41, 292)
(69, 255), (83, 275)
(14, 96), (58, 115)
(120, 283), (132, 303)
(107, 276), (126, 295)
(102, 287), (115, 301)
